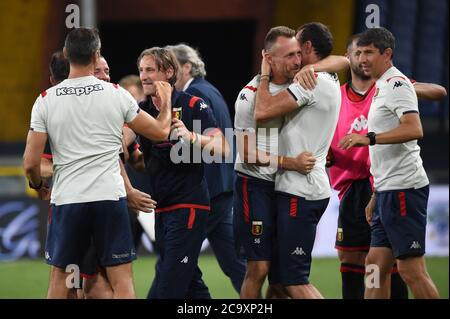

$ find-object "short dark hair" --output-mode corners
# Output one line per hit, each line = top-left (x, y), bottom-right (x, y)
(264, 26), (296, 51)
(346, 33), (362, 52)
(297, 22), (333, 59)
(137, 47), (179, 86)
(64, 27), (101, 66)
(357, 27), (395, 58)
(49, 50), (69, 83)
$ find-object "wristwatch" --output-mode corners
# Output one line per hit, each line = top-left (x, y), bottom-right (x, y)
(366, 132), (377, 145)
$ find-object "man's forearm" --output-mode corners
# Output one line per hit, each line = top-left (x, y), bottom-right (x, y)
(24, 163), (42, 187)
(156, 105), (172, 135)
(312, 55), (350, 73)
(119, 159), (133, 193)
(196, 133), (230, 158)
(40, 158), (53, 178)
(375, 122), (423, 144)
(254, 77), (272, 118)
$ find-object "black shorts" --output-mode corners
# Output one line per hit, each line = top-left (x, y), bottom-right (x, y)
(335, 178), (372, 252)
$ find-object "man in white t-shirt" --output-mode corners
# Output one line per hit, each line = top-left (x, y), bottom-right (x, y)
(339, 27), (440, 299)
(23, 27), (172, 299)
(254, 22), (342, 298)
(234, 26), (310, 299)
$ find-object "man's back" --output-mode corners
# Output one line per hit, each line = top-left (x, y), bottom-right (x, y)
(30, 76), (139, 205)
(276, 72), (341, 200)
(186, 77), (234, 197)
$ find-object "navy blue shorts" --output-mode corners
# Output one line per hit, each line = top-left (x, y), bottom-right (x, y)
(153, 205), (209, 299)
(79, 242), (101, 278)
(45, 198), (136, 270)
(371, 185), (429, 259)
(233, 174), (277, 262)
(276, 192), (329, 286)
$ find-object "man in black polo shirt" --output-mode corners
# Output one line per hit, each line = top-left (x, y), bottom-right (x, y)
(136, 47), (230, 298)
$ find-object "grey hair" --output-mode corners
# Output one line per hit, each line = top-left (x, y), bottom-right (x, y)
(165, 44), (206, 78)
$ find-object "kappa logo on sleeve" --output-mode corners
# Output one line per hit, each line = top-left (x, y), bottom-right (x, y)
(56, 84), (104, 96)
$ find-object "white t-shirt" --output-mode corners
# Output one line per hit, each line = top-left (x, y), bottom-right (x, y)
(368, 66), (429, 191)
(30, 76), (140, 205)
(276, 72), (341, 200)
(234, 75), (288, 182)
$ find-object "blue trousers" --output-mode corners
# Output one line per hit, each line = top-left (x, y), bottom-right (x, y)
(147, 192), (246, 298)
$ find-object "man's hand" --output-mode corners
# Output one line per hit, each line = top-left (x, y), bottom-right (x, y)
(292, 151), (316, 174)
(365, 193), (376, 224)
(294, 65), (317, 90)
(127, 188), (157, 212)
(260, 50), (271, 78)
(154, 81), (172, 110)
(171, 118), (193, 143)
(338, 133), (370, 150)
(325, 148), (334, 168)
(37, 180), (51, 200)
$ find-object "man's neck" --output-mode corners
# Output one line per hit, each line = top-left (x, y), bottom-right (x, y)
(68, 64), (95, 79)
(182, 77), (194, 91)
(350, 72), (374, 93)
(270, 73), (289, 85)
(375, 62), (394, 80)
(302, 54), (320, 68)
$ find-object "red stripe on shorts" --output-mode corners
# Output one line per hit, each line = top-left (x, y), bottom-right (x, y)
(187, 208), (196, 229)
(242, 177), (249, 223)
(289, 197), (298, 217)
(398, 192), (407, 217)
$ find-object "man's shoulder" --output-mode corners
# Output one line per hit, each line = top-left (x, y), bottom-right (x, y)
(316, 72), (339, 84)
(177, 90), (208, 111)
(236, 76), (258, 104)
(380, 67), (413, 90)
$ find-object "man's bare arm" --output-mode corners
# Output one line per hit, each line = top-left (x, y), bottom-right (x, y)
(128, 81), (172, 142)
(414, 82), (447, 101)
(236, 130), (316, 174)
(23, 131), (47, 187)
(40, 157), (53, 178)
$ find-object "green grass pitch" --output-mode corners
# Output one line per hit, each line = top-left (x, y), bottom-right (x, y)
(0, 256), (447, 299)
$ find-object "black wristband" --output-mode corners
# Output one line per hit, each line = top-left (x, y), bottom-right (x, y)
(29, 180), (43, 190)
(366, 132), (377, 145)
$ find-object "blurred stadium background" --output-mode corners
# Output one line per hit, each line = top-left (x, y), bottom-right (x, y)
(0, 0), (448, 298)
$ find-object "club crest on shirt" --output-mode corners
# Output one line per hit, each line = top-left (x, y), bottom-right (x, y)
(172, 107), (182, 120)
(251, 221), (263, 236)
(373, 88), (380, 98)
(337, 228), (344, 242)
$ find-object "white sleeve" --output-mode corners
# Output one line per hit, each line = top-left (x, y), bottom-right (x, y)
(30, 96), (47, 133)
(234, 89), (256, 132)
(119, 87), (141, 123)
(385, 79), (418, 119)
(286, 81), (314, 108)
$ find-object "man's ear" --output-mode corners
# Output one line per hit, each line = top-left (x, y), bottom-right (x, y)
(304, 40), (313, 55)
(266, 53), (274, 65)
(166, 67), (174, 80)
(62, 47), (68, 59)
(91, 50), (100, 65)
(384, 47), (393, 61)
(183, 62), (192, 76)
